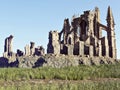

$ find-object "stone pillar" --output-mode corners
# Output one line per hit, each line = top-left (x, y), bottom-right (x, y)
(88, 12), (94, 37)
(109, 46), (116, 59)
(106, 6), (117, 59)
(102, 37), (109, 57)
(39, 46), (45, 55)
(67, 45), (73, 55)
(105, 37), (109, 57)
(47, 31), (60, 55)
(94, 7), (102, 38)
(107, 30), (116, 58)
(79, 41), (84, 56)
(4, 38), (8, 53)
(89, 45), (93, 57)
(4, 35), (13, 57)
(24, 45), (30, 56)
(98, 40), (102, 57)
(8, 35), (13, 54)
(30, 42), (35, 55)
(63, 19), (70, 44)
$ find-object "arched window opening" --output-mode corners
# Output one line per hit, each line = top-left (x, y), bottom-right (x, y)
(102, 30), (107, 37)
(77, 26), (81, 37)
(60, 33), (64, 43)
(80, 20), (87, 35)
(68, 37), (72, 44)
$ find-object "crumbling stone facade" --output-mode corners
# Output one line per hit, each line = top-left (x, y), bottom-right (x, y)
(30, 42), (35, 56)
(24, 42), (45, 56)
(35, 46), (45, 56)
(24, 44), (30, 56)
(47, 6), (117, 59)
(3, 35), (16, 58)
(17, 49), (24, 57)
(3, 36), (45, 58)
(3, 35), (16, 61)
(0, 7), (118, 68)
(47, 31), (60, 55)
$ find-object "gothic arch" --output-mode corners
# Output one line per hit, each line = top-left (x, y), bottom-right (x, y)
(67, 35), (73, 45)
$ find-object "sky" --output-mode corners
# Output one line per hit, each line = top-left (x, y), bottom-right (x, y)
(0, 0), (120, 58)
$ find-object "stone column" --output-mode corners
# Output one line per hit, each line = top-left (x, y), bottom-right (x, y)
(67, 45), (73, 55)
(98, 40), (102, 57)
(8, 35), (13, 54)
(30, 42), (35, 55)
(4, 38), (8, 53)
(4, 35), (13, 57)
(47, 31), (60, 55)
(105, 37), (109, 57)
(102, 37), (109, 57)
(79, 41), (84, 56)
(106, 6), (117, 59)
(89, 45), (93, 57)
(24, 45), (30, 56)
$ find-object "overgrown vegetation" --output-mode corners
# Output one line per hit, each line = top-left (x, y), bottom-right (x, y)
(0, 63), (120, 89)
(0, 64), (120, 81)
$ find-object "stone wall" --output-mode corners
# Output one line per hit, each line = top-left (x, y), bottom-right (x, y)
(17, 54), (118, 68)
(47, 7), (117, 59)
(0, 54), (118, 68)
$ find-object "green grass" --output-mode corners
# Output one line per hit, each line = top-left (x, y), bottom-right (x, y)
(0, 64), (119, 81)
(0, 63), (120, 89)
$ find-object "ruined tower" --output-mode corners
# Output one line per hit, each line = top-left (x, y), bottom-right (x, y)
(106, 6), (117, 58)
(47, 31), (60, 54)
(30, 42), (35, 55)
(60, 18), (71, 44)
(3, 35), (14, 57)
(24, 44), (30, 56)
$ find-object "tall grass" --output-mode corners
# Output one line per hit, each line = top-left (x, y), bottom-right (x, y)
(0, 64), (119, 81)
(0, 64), (120, 89)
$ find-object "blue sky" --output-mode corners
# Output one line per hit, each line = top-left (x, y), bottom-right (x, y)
(0, 0), (120, 58)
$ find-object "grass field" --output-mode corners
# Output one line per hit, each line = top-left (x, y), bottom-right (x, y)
(0, 79), (120, 90)
(0, 63), (120, 90)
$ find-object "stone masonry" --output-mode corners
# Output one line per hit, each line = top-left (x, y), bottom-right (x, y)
(24, 42), (45, 56)
(47, 31), (60, 54)
(47, 6), (117, 59)
(1, 7), (118, 68)
(3, 37), (45, 58)
(3, 35), (14, 57)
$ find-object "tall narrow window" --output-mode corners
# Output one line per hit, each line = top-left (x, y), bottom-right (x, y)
(68, 37), (72, 44)
(77, 26), (81, 37)
(102, 30), (107, 37)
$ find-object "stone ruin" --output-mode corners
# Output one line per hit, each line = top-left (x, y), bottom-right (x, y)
(1, 6), (118, 68)
(24, 42), (45, 56)
(3, 36), (45, 59)
(3, 35), (16, 60)
(3, 35), (13, 57)
(47, 6), (117, 59)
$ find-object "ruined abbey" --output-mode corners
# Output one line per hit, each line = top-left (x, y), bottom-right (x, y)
(0, 6), (118, 68)
(47, 6), (117, 59)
